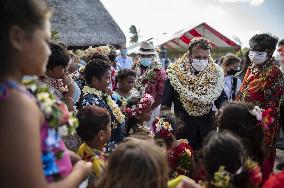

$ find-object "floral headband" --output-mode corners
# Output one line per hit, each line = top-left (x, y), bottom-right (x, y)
(123, 93), (154, 117)
(84, 45), (111, 60)
(249, 106), (274, 129)
(211, 159), (262, 188)
(152, 117), (174, 140)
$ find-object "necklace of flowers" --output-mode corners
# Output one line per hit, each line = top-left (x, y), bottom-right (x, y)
(82, 86), (125, 124)
(167, 53), (224, 116)
(39, 75), (68, 96)
(134, 58), (162, 95)
(23, 79), (78, 137)
(250, 59), (273, 74)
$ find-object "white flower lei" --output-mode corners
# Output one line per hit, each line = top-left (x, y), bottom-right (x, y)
(167, 53), (224, 116)
(82, 86), (125, 124)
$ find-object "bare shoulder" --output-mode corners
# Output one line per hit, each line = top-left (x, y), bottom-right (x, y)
(0, 89), (42, 132)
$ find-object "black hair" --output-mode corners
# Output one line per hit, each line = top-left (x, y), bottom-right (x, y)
(47, 42), (70, 70)
(202, 131), (250, 188)
(221, 53), (241, 67)
(188, 37), (212, 54)
(116, 69), (136, 82)
(77, 105), (111, 142)
(249, 33), (278, 57)
(84, 58), (111, 85)
(0, 0), (50, 77)
(218, 102), (265, 165)
(278, 39), (284, 46)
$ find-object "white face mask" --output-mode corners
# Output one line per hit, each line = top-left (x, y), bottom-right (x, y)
(249, 51), (267, 65)
(191, 59), (208, 72)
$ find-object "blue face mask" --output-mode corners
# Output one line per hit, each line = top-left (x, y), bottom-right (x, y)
(140, 58), (152, 67)
(120, 49), (127, 56)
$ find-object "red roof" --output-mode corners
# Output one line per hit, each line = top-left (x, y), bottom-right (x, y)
(158, 22), (240, 50)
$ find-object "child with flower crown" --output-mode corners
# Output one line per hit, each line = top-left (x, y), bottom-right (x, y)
(77, 105), (111, 185)
(123, 93), (155, 136)
(152, 111), (195, 178)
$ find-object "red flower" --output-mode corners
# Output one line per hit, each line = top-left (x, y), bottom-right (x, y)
(249, 165), (262, 186)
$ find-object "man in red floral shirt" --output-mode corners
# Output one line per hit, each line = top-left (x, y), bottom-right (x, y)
(133, 41), (167, 125)
(237, 33), (284, 180)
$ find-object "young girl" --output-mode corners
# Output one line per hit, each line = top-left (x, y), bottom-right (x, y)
(0, 0), (91, 187)
(95, 137), (169, 188)
(112, 69), (138, 108)
(217, 102), (273, 181)
(123, 93), (155, 136)
(201, 132), (262, 188)
(79, 56), (125, 153)
(77, 105), (111, 184)
(152, 112), (195, 178)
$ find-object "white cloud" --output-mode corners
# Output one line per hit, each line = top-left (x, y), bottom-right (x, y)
(205, 5), (225, 15)
(214, 0), (266, 6)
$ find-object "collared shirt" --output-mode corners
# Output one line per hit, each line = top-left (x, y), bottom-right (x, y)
(224, 76), (241, 101)
(115, 55), (133, 69)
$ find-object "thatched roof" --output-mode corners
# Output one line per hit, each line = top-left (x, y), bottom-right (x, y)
(47, 0), (126, 47)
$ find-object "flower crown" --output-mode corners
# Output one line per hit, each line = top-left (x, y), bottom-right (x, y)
(211, 159), (262, 188)
(152, 117), (174, 140)
(123, 93), (154, 117)
(84, 45), (111, 60)
(249, 106), (274, 129)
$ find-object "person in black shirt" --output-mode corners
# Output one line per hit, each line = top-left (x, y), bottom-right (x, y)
(162, 37), (227, 150)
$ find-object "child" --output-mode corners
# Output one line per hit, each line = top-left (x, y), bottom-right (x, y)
(217, 102), (273, 181)
(152, 111), (195, 178)
(96, 137), (169, 188)
(112, 69), (138, 108)
(123, 93), (155, 136)
(201, 131), (262, 188)
(77, 105), (111, 182)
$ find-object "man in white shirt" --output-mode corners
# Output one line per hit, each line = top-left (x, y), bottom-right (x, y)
(115, 44), (133, 69)
(220, 53), (242, 101)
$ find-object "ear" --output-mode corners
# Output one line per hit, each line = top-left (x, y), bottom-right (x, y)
(9, 25), (28, 51)
(91, 76), (99, 86)
(98, 130), (105, 141)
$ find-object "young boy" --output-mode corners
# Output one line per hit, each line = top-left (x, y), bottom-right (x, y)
(77, 105), (111, 181)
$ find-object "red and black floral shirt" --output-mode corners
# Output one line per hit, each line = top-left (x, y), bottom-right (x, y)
(237, 60), (284, 150)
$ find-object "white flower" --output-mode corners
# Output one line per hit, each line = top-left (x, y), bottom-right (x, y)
(58, 125), (69, 136)
(37, 92), (50, 101)
(249, 106), (263, 121)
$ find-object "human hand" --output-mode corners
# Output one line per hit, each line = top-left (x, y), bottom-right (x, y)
(73, 160), (92, 181)
(176, 179), (201, 188)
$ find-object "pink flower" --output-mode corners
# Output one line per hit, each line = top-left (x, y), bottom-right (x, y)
(59, 103), (70, 124)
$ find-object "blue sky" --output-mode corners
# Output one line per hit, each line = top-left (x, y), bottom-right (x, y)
(101, 0), (284, 47)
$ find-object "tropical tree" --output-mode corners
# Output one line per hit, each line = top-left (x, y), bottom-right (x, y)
(129, 25), (139, 44)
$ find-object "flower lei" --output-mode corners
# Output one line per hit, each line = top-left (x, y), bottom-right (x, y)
(168, 140), (194, 177)
(123, 93), (154, 117)
(133, 58), (163, 96)
(23, 79), (78, 136)
(152, 117), (174, 140)
(211, 159), (262, 188)
(167, 53), (224, 116)
(39, 75), (68, 96)
(82, 86), (125, 125)
(249, 106), (274, 129)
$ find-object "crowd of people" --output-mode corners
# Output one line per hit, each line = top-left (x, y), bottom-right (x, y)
(1, 0), (284, 188)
